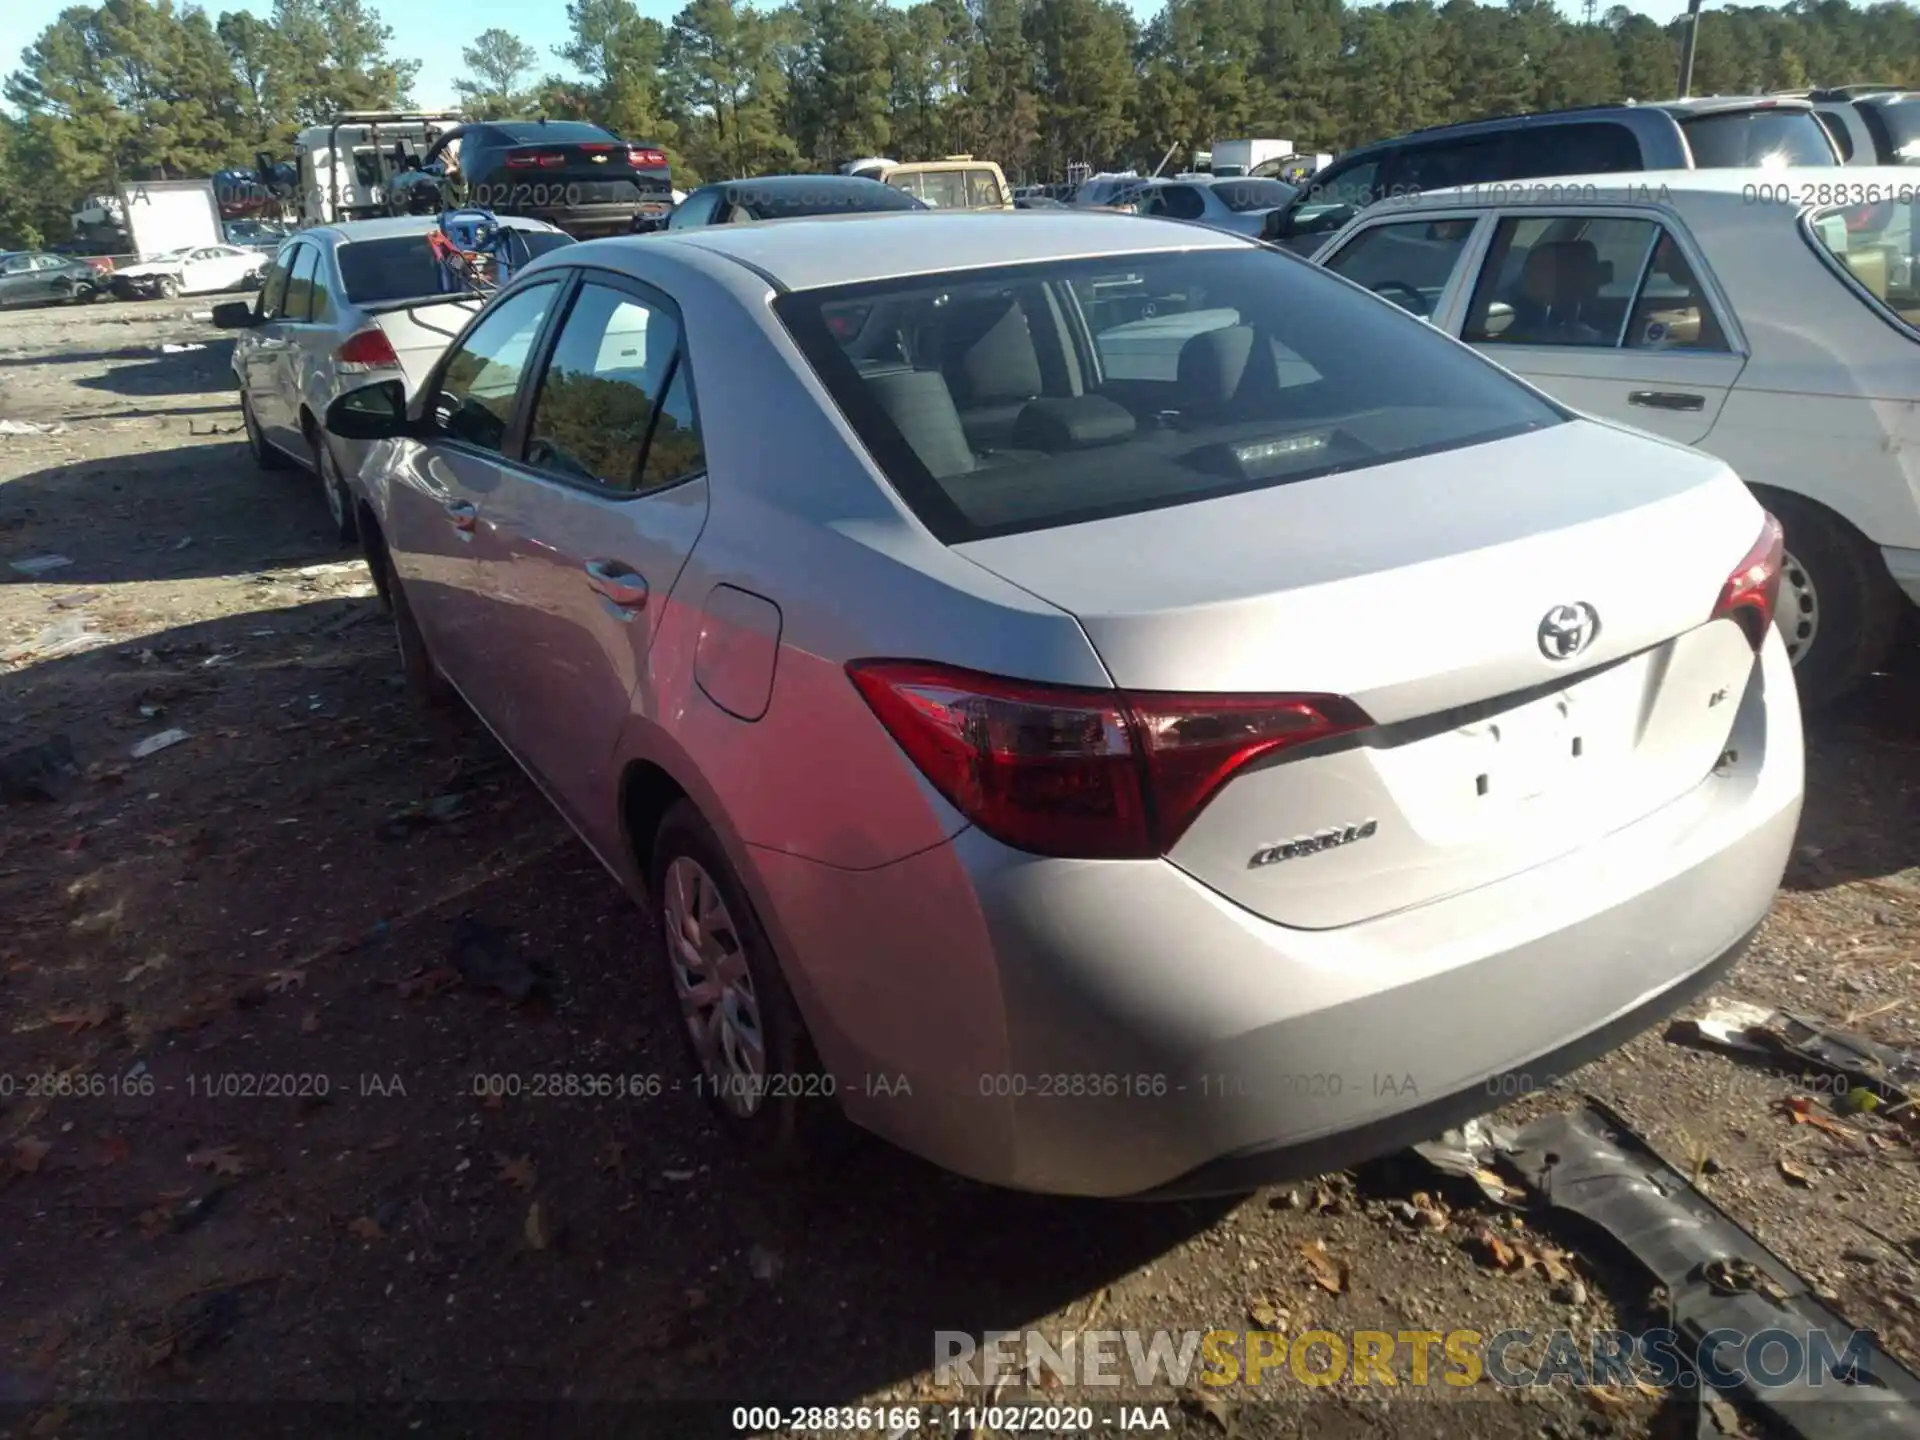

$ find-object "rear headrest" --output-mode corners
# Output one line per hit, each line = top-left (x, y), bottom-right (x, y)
(1519, 240), (1603, 305)
(1176, 325), (1256, 407)
(865, 369), (976, 478)
(1012, 395), (1136, 451)
(947, 300), (1043, 405)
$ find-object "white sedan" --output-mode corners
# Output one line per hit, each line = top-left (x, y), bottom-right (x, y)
(1313, 169), (1920, 705)
(111, 244), (267, 300)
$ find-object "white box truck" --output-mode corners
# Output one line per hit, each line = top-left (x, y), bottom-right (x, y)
(1210, 139), (1294, 177)
(119, 178), (224, 260)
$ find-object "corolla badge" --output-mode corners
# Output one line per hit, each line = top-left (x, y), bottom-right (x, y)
(1248, 820), (1378, 870)
(1537, 602), (1599, 662)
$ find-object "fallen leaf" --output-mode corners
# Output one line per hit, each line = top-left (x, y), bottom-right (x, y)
(596, 1140), (626, 1172)
(12, 1136), (52, 1174)
(137, 1207), (172, 1239)
(1247, 1298), (1286, 1329)
(47, 1005), (112, 1034)
(188, 1145), (245, 1177)
(1407, 1190), (1451, 1230)
(1178, 1385), (1237, 1435)
(264, 968), (306, 994)
(1470, 1227), (1519, 1269)
(1777, 1096), (1859, 1140)
(1581, 1386), (1639, 1416)
(496, 1152), (536, 1192)
(1779, 1155), (1816, 1187)
(524, 1201), (549, 1251)
(299, 1010), (320, 1034)
(395, 965), (459, 1000)
(347, 1216), (385, 1241)
(1299, 1240), (1349, 1295)
(95, 1134), (130, 1167)
(1517, 1240), (1575, 1286)
(480, 1091), (503, 1111)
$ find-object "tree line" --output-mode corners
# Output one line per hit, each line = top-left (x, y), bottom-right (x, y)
(4, 0), (1919, 247)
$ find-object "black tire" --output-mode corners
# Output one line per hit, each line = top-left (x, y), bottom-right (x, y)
(370, 538), (454, 709)
(649, 800), (841, 1162)
(241, 392), (290, 471)
(1755, 487), (1903, 709)
(310, 426), (357, 545)
(156, 275), (180, 300)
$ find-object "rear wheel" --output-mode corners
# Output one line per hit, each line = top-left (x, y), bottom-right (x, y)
(310, 426), (357, 545)
(241, 392), (290, 471)
(370, 535), (453, 708)
(650, 801), (839, 1162)
(1755, 488), (1902, 708)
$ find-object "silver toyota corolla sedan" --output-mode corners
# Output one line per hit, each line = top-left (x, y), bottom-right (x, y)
(328, 210), (1804, 1198)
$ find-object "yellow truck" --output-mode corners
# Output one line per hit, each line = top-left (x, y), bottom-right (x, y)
(872, 156), (1013, 211)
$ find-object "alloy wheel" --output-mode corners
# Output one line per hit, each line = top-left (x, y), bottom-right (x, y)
(1775, 548), (1819, 666)
(662, 855), (766, 1118)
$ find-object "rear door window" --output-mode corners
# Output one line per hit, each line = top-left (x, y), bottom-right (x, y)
(282, 245), (318, 322)
(1463, 214), (1730, 352)
(524, 282), (703, 491)
(1321, 218), (1481, 320)
(1679, 108), (1837, 167)
(1806, 197), (1920, 337)
(1392, 136), (1510, 193)
(1507, 122), (1643, 178)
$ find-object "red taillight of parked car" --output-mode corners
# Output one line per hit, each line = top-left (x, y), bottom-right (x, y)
(847, 660), (1371, 859)
(504, 152), (568, 169)
(629, 147), (667, 169)
(335, 327), (400, 372)
(1710, 512), (1786, 651)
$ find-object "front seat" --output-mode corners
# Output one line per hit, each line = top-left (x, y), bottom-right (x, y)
(936, 298), (1043, 452)
(1507, 239), (1608, 344)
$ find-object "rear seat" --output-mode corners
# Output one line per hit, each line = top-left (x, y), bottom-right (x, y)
(926, 298), (1044, 452)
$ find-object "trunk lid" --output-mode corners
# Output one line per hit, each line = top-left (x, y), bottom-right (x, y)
(499, 143), (671, 211)
(363, 297), (485, 393)
(953, 420), (1768, 929)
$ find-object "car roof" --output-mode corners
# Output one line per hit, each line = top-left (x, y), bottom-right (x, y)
(637, 210), (1248, 290)
(1382, 165), (1914, 207)
(299, 215), (563, 245)
(694, 174), (897, 195)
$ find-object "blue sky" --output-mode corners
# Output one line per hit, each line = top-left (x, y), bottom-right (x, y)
(4, 0), (1698, 114)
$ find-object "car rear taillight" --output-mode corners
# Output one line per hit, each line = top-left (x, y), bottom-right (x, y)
(629, 147), (667, 169)
(335, 327), (399, 372)
(847, 660), (1371, 859)
(505, 152), (567, 169)
(1710, 512), (1786, 651)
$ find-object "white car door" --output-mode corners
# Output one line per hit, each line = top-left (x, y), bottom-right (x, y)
(1451, 209), (1745, 447)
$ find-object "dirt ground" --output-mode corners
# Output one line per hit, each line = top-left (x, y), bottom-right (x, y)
(1, 298), (1917, 1440)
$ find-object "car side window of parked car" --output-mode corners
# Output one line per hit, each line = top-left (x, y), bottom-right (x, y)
(1156, 186), (1207, 221)
(281, 246), (318, 323)
(427, 281), (561, 454)
(1507, 122), (1644, 178)
(523, 281), (705, 492)
(1321, 218), (1482, 319)
(1393, 135), (1508, 193)
(257, 252), (292, 319)
(1462, 215), (1726, 351)
(1806, 197), (1920, 335)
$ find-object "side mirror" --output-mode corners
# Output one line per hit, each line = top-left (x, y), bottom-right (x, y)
(1261, 209), (1292, 242)
(211, 301), (258, 329)
(326, 379), (411, 441)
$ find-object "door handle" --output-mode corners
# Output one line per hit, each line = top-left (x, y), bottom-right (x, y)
(1628, 390), (1705, 412)
(444, 499), (477, 533)
(584, 559), (649, 612)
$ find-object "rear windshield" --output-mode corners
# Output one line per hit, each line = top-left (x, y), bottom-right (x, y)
(491, 121), (612, 145)
(1859, 98), (1920, 163)
(336, 232), (575, 304)
(730, 182), (924, 218)
(774, 248), (1564, 543)
(1679, 108), (1837, 167)
(1211, 178), (1295, 212)
(1806, 197), (1920, 338)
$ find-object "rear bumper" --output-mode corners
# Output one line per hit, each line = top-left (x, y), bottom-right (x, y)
(752, 632), (1804, 1197)
(513, 202), (658, 237)
(1883, 546), (1920, 608)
